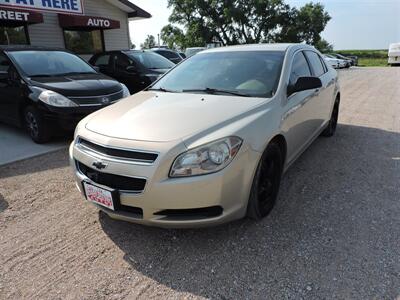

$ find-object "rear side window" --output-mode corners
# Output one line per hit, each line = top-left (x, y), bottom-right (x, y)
(160, 51), (180, 60)
(93, 54), (110, 67)
(304, 51), (326, 77)
(289, 51), (311, 86)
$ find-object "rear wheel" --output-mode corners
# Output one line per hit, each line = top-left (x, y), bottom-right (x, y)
(24, 106), (51, 143)
(321, 99), (340, 137)
(247, 142), (283, 220)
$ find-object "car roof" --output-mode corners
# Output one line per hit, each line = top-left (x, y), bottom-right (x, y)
(90, 50), (151, 57)
(0, 45), (69, 52)
(202, 43), (314, 54)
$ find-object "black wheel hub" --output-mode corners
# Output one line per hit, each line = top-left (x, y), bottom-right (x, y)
(25, 112), (39, 138)
(257, 157), (280, 212)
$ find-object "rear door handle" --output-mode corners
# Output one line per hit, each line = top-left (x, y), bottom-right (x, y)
(314, 88), (321, 96)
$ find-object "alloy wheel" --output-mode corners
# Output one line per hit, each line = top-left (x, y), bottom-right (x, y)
(25, 112), (39, 139)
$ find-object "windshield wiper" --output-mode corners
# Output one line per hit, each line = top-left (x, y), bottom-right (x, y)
(148, 87), (177, 93)
(182, 87), (251, 97)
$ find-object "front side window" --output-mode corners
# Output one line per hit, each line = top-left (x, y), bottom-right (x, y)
(8, 50), (96, 77)
(64, 30), (104, 54)
(289, 52), (311, 86)
(125, 51), (175, 70)
(304, 51), (326, 77)
(151, 51), (285, 97)
(114, 54), (134, 71)
(0, 26), (28, 45)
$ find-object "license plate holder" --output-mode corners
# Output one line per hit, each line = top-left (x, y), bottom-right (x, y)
(82, 181), (119, 211)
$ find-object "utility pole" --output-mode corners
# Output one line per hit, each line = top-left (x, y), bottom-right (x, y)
(158, 34), (160, 47)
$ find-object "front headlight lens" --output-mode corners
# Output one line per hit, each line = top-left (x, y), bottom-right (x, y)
(121, 83), (130, 98)
(35, 88), (77, 107)
(170, 137), (243, 178)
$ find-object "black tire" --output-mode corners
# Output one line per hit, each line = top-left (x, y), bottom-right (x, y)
(247, 142), (283, 220)
(24, 106), (51, 143)
(321, 99), (340, 137)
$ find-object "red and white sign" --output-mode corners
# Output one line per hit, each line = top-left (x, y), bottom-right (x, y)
(59, 14), (120, 29)
(83, 182), (115, 210)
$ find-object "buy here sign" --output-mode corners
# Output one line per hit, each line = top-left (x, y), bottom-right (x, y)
(0, 0), (84, 14)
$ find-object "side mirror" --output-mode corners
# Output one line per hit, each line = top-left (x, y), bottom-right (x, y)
(288, 76), (322, 96)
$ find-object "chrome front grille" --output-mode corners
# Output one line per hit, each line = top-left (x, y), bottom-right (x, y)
(76, 138), (159, 165)
(69, 90), (123, 106)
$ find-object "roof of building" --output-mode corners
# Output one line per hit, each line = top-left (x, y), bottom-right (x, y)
(110, 0), (152, 19)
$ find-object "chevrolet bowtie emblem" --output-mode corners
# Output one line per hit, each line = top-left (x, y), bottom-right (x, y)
(92, 161), (108, 170)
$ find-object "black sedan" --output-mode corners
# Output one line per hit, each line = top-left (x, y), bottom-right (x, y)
(0, 46), (129, 143)
(89, 50), (175, 94)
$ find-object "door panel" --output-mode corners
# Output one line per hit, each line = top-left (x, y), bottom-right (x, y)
(112, 53), (142, 93)
(304, 51), (334, 129)
(282, 51), (321, 164)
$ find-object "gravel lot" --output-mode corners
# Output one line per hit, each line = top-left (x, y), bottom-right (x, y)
(0, 67), (399, 299)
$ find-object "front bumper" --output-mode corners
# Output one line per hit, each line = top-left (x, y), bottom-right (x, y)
(39, 104), (111, 130)
(69, 134), (260, 228)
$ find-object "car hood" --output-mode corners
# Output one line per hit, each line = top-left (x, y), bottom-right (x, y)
(85, 91), (266, 142)
(28, 73), (121, 97)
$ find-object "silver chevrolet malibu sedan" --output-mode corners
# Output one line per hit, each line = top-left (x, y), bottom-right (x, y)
(70, 43), (340, 228)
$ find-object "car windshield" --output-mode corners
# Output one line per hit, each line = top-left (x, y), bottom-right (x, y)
(151, 51), (285, 97)
(8, 50), (96, 77)
(125, 51), (175, 70)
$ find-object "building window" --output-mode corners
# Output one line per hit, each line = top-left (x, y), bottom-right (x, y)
(63, 30), (104, 54)
(0, 26), (29, 45)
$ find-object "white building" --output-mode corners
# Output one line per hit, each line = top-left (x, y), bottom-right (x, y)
(0, 0), (150, 57)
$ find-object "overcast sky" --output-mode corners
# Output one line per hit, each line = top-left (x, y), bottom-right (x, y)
(129, 0), (400, 50)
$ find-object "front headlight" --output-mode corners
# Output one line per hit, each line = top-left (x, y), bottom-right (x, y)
(170, 137), (243, 178)
(33, 87), (77, 107)
(121, 83), (130, 98)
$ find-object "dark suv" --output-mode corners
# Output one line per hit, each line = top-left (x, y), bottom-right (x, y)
(0, 46), (129, 143)
(89, 50), (175, 94)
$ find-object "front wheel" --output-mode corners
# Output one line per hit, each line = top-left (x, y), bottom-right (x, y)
(321, 99), (340, 137)
(24, 106), (51, 143)
(247, 143), (283, 220)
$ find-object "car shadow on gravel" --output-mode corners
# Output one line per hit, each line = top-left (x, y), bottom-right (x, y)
(0, 148), (69, 179)
(100, 124), (400, 299)
(0, 193), (8, 213)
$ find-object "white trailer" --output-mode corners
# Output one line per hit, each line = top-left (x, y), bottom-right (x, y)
(388, 43), (400, 65)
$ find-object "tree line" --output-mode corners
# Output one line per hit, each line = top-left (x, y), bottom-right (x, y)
(141, 0), (333, 52)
